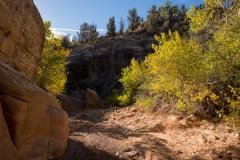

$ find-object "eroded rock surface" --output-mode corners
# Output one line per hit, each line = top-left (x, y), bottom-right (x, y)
(66, 34), (157, 99)
(0, 61), (69, 160)
(0, 0), (45, 80)
(0, 0), (69, 159)
(0, 103), (17, 160)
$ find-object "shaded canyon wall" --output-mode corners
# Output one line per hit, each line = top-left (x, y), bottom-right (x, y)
(0, 0), (69, 159)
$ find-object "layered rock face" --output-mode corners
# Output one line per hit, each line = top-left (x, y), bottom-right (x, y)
(0, 0), (69, 159)
(0, 0), (45, 80)
(0, 62), (69, 159)
(66, 35), (156, 99)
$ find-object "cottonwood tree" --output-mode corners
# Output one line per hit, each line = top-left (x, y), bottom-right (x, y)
(116, 0), (240, 123)
(37, 21), (71, 95)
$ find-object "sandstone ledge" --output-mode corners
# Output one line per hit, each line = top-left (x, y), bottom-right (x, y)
(0, 61), (69, 160)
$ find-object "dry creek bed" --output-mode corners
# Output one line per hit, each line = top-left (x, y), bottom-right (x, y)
(57, 106), (240, 160)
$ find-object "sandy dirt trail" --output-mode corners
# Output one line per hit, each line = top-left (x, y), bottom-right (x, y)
(57, 106), (240, 160)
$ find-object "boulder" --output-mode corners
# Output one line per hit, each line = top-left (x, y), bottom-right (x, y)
(86, 88), (102, 109)
(48, 106), (69, 159)
(0, 61), (69, 159)
(0, 0), (45, 80)
(58, 94), (86, 113)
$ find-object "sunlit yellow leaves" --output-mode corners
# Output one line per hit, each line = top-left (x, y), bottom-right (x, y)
(118, 58), (146, 106)
(37, 21), (71, 95)
(187, 4), (214, 33)
(115, 0), (240, 123)
(119, 30), (211, 109)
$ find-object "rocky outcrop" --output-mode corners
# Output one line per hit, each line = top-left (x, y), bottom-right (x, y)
(0, 0), (69, 159)
(58, 94), (86, 113)
(0, 0), (45, 80)
(66, 34), (157, 99)
(86, 88), (102, 109)
(0, 60), (69, 159)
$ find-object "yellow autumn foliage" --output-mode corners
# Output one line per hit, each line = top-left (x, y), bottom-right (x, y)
(37, 21), (71, 95)
(115, 0), (240, 124)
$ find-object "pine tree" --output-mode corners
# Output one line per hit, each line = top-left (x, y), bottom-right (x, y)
(127, 8), (141, 31)
(107, 16), (116, 37)
(119, 17), (125, 35)
(78, 22), (89, 42)
(158, 0), (179, 31)
(146, 5), (159, 33)
(61, 34), (72, 49)
(88, 23), (99, 44)
(78, 22), (99, 44)
(166, 1), (179, 31)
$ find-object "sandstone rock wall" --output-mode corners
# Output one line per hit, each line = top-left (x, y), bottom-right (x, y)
(0, 0), (45, 80)
(0, 0), (69, 159)
(0, 103), (17, 160)
(0, 60), (69, 159)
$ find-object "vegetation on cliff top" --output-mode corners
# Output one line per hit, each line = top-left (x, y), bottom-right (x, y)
(61, 0), (190, 49)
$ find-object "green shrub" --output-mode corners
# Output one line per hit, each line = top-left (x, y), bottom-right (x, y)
(106, 89), (122, 106)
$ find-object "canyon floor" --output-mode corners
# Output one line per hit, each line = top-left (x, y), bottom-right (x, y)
(57, 104), (240, 160)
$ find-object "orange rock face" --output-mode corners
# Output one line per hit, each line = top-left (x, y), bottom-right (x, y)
(0, 61), (69, 160)
(0, 103), (17, 160)
(0, 0), (45, 80)
(0, 0), (69, 159)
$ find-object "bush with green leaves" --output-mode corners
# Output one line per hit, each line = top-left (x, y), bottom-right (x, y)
(117, 58), (146, 106)
(37, 21), (71, 95)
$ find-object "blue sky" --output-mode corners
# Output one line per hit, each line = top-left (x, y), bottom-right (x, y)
(33, 0), (203, 37)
